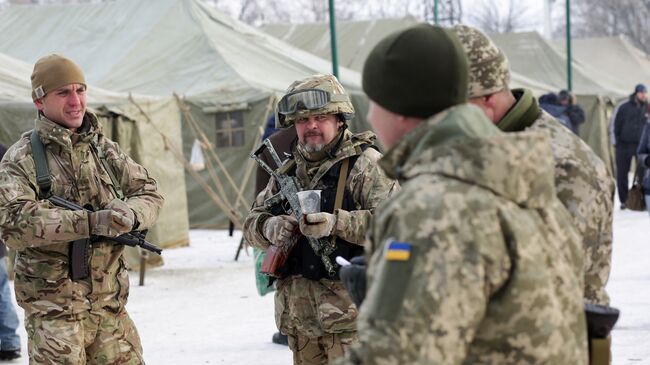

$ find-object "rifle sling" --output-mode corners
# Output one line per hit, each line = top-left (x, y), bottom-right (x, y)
(30, 130), (51, 198)
(333, 158), (349, 211)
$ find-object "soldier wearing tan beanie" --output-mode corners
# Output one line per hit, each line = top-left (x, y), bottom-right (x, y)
(0, 54), (163, 364)
(31, 54), (87, 130)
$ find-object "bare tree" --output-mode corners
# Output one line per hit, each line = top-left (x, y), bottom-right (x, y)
(421, 0), (462, 25)
(569, 0), (650, 53)
(470, 0), (536, 33)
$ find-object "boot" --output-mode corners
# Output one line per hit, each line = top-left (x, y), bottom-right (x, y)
(0, 349), (20, 361)
(272, 332), (288, 346)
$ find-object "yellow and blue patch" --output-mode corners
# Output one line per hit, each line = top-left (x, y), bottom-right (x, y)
(385, 241), (412, 261)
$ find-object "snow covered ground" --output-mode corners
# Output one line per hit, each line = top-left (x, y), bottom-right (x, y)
(6, 200), (649, 364)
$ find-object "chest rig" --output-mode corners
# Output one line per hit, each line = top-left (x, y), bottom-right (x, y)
(274, 144), (373, 281)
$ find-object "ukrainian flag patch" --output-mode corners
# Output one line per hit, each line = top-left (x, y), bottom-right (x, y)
(385, 241), (412, 261)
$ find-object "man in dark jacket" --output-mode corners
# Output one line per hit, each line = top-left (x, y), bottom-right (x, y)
(615, 84), (649, 208)
(559, 90), (586, 135)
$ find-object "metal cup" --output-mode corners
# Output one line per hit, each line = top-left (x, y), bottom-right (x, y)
(297, 190), (321, 214)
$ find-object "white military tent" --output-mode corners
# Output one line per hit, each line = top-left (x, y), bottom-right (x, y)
(0, 52), (190, 268)
(0, 0), (369, 228)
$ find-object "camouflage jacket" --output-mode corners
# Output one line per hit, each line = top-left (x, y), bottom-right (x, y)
(0, 113), (163, 317)
(340, 104), (588, 365)
(243, 129), (398, 337)
(498, 88), (614, 305)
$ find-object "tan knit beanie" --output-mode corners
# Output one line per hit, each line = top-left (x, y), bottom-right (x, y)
(31, 54), (86, 101)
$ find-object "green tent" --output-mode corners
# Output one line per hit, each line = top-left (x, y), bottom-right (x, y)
(0, 52), (190, 268)
(561, 36), (650, 95)
(0, 0), (369, 228)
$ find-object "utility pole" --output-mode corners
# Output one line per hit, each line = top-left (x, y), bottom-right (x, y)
(565, 0), (572, 91)
(434, 0), (439, 24)
(328, 0), (339, 78)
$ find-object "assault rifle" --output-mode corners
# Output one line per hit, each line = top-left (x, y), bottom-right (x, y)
(251, 138), (337, 277)
(49, 196), (162, 280)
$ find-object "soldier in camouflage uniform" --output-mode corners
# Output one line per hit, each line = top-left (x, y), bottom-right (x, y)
(243, 74), (397, 365)
(337, 23), (588, 365)
(451, 24), (614, 306)
(0, 54), (163, 364)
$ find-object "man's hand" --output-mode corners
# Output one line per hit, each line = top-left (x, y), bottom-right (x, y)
(340, 255), (367, 308)
(263, 215), (299, 247)
(299, 212), (337, 239)
(89, 199), (135, 237)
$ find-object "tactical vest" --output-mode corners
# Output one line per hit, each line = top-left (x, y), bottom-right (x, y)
(275, 146), (371, 281)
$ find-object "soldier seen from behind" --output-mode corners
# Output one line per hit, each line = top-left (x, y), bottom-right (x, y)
(0, 54), (164, 364)
(336, 23), (588, 365)
(243, 74), (397, 365)
(452, 25), (615, 307)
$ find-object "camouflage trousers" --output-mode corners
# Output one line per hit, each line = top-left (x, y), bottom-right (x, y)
(287, 332), (357, 365)
(25, 309), (144, 365)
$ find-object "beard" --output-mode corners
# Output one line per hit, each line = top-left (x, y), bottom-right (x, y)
(303, 142), (325, 152)
(302, 131), (325, 152)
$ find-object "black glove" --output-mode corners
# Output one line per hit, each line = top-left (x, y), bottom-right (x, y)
(340, 255), (366, 308)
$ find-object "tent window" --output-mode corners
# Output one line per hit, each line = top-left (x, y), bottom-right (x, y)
(215, 111), (245, 147)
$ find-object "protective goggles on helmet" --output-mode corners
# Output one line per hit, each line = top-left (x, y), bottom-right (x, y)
(277, 88), (349, 115)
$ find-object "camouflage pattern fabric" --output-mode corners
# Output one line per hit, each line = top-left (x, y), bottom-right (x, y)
(27, 310), (143, 364)
(498, 89), (615, 305)
(243, 130), (398, 363)
(451, 23), (614, 305)
(452, 25), (510, 98)
(528, 110), (614, 305)
(337, 104), (588, 365)
(287, 331), (357, 365)
(0, 113), (163, 363)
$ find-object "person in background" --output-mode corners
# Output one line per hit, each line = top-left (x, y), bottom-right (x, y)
(558, 89), (586, 135)
(636, 120), (650, 216)
(539, 92), (573, 130)
(0, 144), (21, 362)
(614, 84), (648, 209)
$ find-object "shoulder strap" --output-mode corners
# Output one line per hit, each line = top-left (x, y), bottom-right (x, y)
(92, 140), (125, 200)
(333, 142), (375, 211)
(333, 158), (350, 211)
(30, 130), (52, 199)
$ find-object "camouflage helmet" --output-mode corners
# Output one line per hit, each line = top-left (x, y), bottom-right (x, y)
(451, 24), (510, 98)
(275, 74), (355, 128)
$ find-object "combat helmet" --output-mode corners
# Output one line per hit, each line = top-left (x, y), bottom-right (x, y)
(451, 24), (510, 98)
(275, 74), (355, 128)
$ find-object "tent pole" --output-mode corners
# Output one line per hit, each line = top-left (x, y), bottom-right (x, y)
(127, 95), (243, 228)
(565, 0), (572, 91)
(328, 0), (339, 77)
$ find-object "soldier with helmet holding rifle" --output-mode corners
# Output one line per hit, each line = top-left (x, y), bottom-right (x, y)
(243, 74), (397, 365)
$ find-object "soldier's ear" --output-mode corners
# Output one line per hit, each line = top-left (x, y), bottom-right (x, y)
(34, 98), (45, 111)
